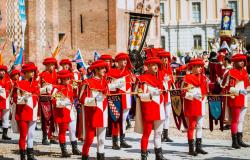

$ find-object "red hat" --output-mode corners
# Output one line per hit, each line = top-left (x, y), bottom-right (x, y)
(115, 53), (133, 69)
(88, 60), (109, 71)
(158, 51), (171, 59)
(144, 57), (163, 69)
(59, 59), (72, 68)
(0, 65), (7, 72)
(188, 58), (204, 68)
(57, 69), (73, 79)
(43, 57), (58, 68)
(10, 69), (21, 76)
(176, 65), (187, 72)
(231, 54), (246, 62)
(99, 54), (112, 61)
(22, 62), (38, 73)
(151, 48), (164, 57)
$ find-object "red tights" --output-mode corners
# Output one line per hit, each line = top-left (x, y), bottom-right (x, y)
(82, 125), (96, 156)
(58, 123), (68, 144)
(187, 117), (197, 140)
(231, 107), (241, 134)
(141, 121), (154, 151)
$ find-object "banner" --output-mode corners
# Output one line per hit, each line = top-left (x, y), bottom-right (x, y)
(170, 90), (187, 130)
(18, 0), (26, 48)
(208, 96), (224, 131)
(108, 95), (122, 122)
(128, 13), (152, 54)
(220, 9), (233, 37)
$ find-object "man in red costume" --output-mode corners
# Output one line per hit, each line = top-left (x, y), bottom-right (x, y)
(51, 69), (76, 157)
(221, 54), (249, 149)
(59, 59), (81, 155)
(135, 57), (167, 160)
(182, 58), (208, 156)
(107, 53), (133, 149)
(39, 57), (58, 145)
(0, 65), (12, 140)
(10, 69), (21, 134)
(158, 51), (174, 142)
(16, 63), (39, 160)
(79, 60), (109, 160)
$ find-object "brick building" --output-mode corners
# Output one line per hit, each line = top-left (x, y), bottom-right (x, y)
(0, 0), (160, 68)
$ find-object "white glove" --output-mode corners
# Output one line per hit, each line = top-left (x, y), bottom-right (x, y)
(46, 84), (53, 92)
(108, 83), (118, 91)
(164, 75), (170, 82)
(17, 96), (26, 104)
(138, 93), (151, 102)
(64, 99), (72, 106)
(239, 89), (248, 95)
(229, 87), (239, 95)
(151, 89), (160, 96)
(116, 82), (125, 88)
(185, 92), (194, 100)
(95, 94), (104, 101)
(193, 93), (202, 100)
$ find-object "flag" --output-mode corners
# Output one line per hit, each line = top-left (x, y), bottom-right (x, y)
(72, 49), (88, 70)
(52, 35), (67, 58)
(0, 41), (8, 65)
(18, 0), (27, 48)
(13, 47), (24, 70)
(94, 51), (100, 61)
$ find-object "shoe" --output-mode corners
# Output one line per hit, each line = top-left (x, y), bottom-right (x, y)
(71, 141), (81, 155)
(82, 155), (89, 160)
(97, 152), (105, 160)
(237, 132), (250, 147)
(120, 134), (132, 148)
(42, 132), (50, 145)
(20, 149), (26, 160)
(27, 148), (37, 160)
(141, 150), (148, 160)
(188, 139), (197, 156)
(60, 143), (71, 157)
(50, 139), (59, 144)
(112, 136), (120, 150)
(161, 129), (173, 142)
(154, 147), (167, 160)
(195, 138), (208, 154)
(2, 128), (11, 140)
(232, 134), (241, 149)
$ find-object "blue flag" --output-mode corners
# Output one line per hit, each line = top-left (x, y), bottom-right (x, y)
(94, 51), (100, 61)
(14, 48), (24, 70)
(72, 49), (88, 70)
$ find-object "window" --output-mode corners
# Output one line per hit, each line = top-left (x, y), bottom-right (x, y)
(192, 2), (201, 23)
(58, 33), (65, 42)
(161, 36), (166, 49)
(0, 10), (2, 25)
(193, 35), (202, 49)
(160, 3), (165, 24)
(228, 1), (238, 27)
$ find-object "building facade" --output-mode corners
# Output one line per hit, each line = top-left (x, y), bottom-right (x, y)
(160, 0), (250, 55)
(0, 0), (160, 67)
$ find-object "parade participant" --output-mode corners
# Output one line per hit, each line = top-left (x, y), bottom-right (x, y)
(51, 69), (75, 157)
(158, 51), (174, 142)
(221, 54), (249, 149)
(39, 57), (58, 145)
(107, 53), (133, 150)
(99, 54), (113, 67)
(99, 54), (113, 137)
(79, 60), (109, 160)
(0, 65), (12, 140)
(16, 62), (39, 160)
(59, 59), (81, 155)
(10, 69), (21, 134)
(135, 57), (167, 160)
(182, 58), (208, 156)
(208, 51), (223, 94)
(221, 55), (232, 130)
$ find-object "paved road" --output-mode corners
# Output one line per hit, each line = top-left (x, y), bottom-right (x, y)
(0, 129), (249, 160)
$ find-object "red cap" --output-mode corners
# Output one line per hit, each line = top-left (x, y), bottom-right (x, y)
(99, 54), (112, 61)
(115, 53), (133, 69)
(158, 51), (171, 59)
(57, 69), (73, 79)
(144, 57), (163, 69)
(231, 54), (246, 62)
(10, 69), (21, 76)
(59, 59), (72, 68)
(0, 65), (7, 72)
(43, 57), (58, 68)
(22, 62), (37, 73)
(88, 60), (109, 71)
(188, 58), (204, 68)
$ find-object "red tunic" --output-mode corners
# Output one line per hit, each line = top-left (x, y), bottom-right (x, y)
(79, 77), (108, 128)
(159, 64), (174, 103)
(221, 68), (248, 108)
(182, 74), (208, 117)
(0, 75), (12, 110)
(107, 68), (134, 110)
(52, 84), (75, 123)
(15, 80), (40, 121)
(137, 73), (165, 122)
